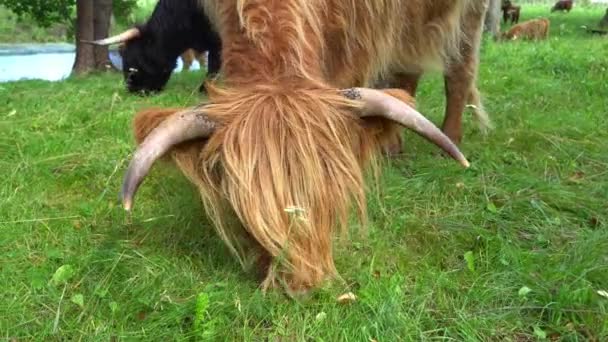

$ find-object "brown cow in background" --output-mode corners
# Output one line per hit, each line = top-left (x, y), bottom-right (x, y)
(501, 18), (551, 41)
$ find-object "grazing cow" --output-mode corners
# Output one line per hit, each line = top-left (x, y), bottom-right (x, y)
(121, 0), (485, 295)
(500, 18), (551, 41)
(86, 0), (221, 94)
(551, 0), (573, 13)
(582, 8), (608, 35)
(506, 6), (521, 24)
(502, 1), (521, 24)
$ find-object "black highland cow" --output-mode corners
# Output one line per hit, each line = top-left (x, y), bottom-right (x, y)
(86, 0), (221, 94)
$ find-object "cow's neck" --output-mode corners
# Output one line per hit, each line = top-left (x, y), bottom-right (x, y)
(216, 0), (326, 87)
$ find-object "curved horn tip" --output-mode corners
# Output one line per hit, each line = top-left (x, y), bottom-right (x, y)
(121, 175), (136, 212)
(123, 198), (133, 212)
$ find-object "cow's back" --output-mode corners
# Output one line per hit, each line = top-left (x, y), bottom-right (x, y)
(201, 0), (486, 87)
(321, 0), (486, 87)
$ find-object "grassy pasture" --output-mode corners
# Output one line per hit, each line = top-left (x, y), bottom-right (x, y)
(1, 5), (607, 341)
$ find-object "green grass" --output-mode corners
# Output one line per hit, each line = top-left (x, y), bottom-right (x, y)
(1, 5), (608, 341)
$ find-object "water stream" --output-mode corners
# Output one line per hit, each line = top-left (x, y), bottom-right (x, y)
(0, 43), (199, 82)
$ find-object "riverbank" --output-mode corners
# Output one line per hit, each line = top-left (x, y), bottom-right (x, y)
(0, 43), (76, 56)
(0, 44), (198, 83)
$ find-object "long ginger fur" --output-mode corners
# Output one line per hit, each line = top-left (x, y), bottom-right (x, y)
(134, 0), (482, 293)
(500, 18), (550, 41)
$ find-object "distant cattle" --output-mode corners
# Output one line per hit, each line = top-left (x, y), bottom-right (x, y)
(502, 1), (521, 24)
(551, 0), (573, 13)
(501, 18), (551, 41)
(582, 8), (608, 35)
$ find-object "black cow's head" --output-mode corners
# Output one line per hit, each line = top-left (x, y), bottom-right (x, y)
(81, 0), (221, 95)
(118, 28), (176, 94)
(82, 26), (176, 95)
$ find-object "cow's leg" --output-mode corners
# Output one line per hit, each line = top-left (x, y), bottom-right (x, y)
(207, 47), (222, 79)
(199, 47), (222, 94)
(442, 3), (486, 144)
(443, 63), (475, 144)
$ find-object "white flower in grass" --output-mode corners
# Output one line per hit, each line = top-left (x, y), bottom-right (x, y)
(284, 206), (308, 223)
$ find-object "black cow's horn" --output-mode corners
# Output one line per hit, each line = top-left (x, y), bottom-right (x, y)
(121, 108), (216, 211)
(342, 87), (470, 168)
(81, 27), (141, 46)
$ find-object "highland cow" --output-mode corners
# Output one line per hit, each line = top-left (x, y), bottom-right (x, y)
(86, 0), (221, 94)
(502, 1), (521, 24)
(501, 18), (551, 41)
(551, 0), (573, 13)
(121, 0), (487, 295)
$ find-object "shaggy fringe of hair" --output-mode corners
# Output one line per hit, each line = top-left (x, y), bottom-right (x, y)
(194, 83), (384, 292)
(131, 93), (399, 294)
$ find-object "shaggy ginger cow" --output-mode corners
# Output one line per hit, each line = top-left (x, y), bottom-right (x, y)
(501, 18), (551, 41)
(121, 0), (485, 295)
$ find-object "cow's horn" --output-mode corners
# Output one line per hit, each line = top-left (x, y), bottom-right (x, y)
(121, 108), (216, 211)
(342, 87), (470, 168)
(81, 27), (141, 46)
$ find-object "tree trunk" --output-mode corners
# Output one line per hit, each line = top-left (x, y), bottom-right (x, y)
(484, 0), (501, 37)
(72, 0), (95, 75)
(93, 0), (114, 70)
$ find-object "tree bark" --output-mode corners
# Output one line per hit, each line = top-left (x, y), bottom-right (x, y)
(484, 0), (501, 37)
(93, 0), (114, 70)
(72, 0), (95, 75)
